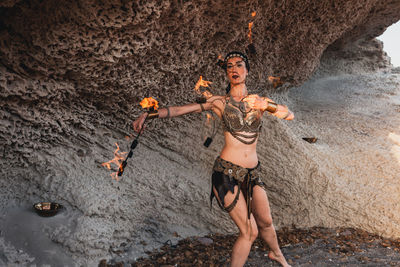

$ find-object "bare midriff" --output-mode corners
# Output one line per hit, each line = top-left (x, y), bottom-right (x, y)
(219, 131), (259, 168)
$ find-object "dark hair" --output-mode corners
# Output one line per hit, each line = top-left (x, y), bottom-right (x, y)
(223, 51), (249, 94)
(224, 51), (250, 71)
(225, 84), (231, 94)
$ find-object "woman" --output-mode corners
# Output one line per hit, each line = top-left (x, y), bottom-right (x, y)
(133, 51), (293, 267)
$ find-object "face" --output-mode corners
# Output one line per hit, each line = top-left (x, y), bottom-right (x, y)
(226, 57), (248, 85)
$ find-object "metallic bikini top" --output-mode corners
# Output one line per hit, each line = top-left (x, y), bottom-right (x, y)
(222, 95), (262, 144)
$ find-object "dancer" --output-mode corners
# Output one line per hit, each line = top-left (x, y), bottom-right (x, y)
(133, 51), (293, 267)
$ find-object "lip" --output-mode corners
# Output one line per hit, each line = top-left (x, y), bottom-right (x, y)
(232, 74), (239, 79)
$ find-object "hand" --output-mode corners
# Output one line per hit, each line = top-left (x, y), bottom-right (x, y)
(243, 94), (268, 110)
(132, 113), (148, 133)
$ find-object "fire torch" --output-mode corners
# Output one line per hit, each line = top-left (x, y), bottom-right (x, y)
(117, 97), (159, 176)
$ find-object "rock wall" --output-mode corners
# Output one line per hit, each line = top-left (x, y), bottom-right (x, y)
(287, 69), (400, 238)
(1, 0), (400, 265)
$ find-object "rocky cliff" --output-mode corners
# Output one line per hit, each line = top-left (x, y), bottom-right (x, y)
(1, 0), (400, 265)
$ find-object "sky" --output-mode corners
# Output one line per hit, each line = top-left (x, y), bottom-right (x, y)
(377, 21), (400, 67)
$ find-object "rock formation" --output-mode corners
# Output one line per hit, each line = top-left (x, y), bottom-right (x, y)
(1, 0), (400, 265)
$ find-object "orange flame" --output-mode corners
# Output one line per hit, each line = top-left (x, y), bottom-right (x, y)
(248, 22), (254, 43)
(268, 76), (284, 88)
(248, 12), (256, 43)
(194, 76), (213, 99)
(101, 143), (127, 181)
(140, 97), (159, 110)
(206, 113), (212, 124)
(194, 75), (212, 91)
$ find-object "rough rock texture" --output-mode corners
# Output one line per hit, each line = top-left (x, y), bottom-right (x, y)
(287, 69), (400, 237)
(1, 0), (400, 265)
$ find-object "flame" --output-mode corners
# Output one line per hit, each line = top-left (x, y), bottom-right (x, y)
(248, 11), (256, 43)
(140, 97), (159, 110)
(248, 22), (254, 43)
(194, 75), (212, 91)
(206, 113), (212, 124)
(101, 143), (127, 181)
(194, 75), (213, 99)
(117, 162), (124, 177)
(268, 76), (284, 88)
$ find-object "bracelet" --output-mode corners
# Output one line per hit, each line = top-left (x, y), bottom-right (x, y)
(166, 107), (171, 118)
(147, 111), (159, 119)
(200, 103), (205, 112)
(266, 101), (278, 113)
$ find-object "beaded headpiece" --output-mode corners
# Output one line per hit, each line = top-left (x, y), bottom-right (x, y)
(223, 51), (250, 71)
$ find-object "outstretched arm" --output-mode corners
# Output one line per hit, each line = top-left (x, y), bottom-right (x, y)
(244, 95), (294, 120)
(132, 100), (218, 133)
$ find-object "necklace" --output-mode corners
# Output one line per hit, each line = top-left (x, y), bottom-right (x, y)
(229, 94), (249, 114)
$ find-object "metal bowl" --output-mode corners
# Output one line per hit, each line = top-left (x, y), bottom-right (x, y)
(33, 202), (63, 217)
(302, 137), (318, 143)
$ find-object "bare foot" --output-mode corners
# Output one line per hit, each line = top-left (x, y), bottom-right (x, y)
(268, 251), (291, 267)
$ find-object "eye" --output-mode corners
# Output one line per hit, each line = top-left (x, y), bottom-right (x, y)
(237, 63), (243, 67)
(227, 65), (233, 69)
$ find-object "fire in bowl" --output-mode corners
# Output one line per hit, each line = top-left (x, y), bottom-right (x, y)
(33, 202), (63, 217)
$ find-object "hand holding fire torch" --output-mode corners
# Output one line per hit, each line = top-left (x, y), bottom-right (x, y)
(244, 94), (279, 113)
(117, 97), (159, 177)
(243, 95), (269, 109)
(244, 94), (294, 120)
(132, 97), (159, 133)
(194, 75), (213, 104)
(133, 113), (148, 133)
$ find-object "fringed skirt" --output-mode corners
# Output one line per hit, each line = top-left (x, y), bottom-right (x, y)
(210, 156), (266, 219)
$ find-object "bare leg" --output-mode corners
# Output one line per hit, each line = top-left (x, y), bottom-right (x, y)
(251, 185), (291, 267)
(213, 186), (258, 267)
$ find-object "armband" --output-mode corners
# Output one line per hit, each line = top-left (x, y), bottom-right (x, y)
(266, 101), (278, 113)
